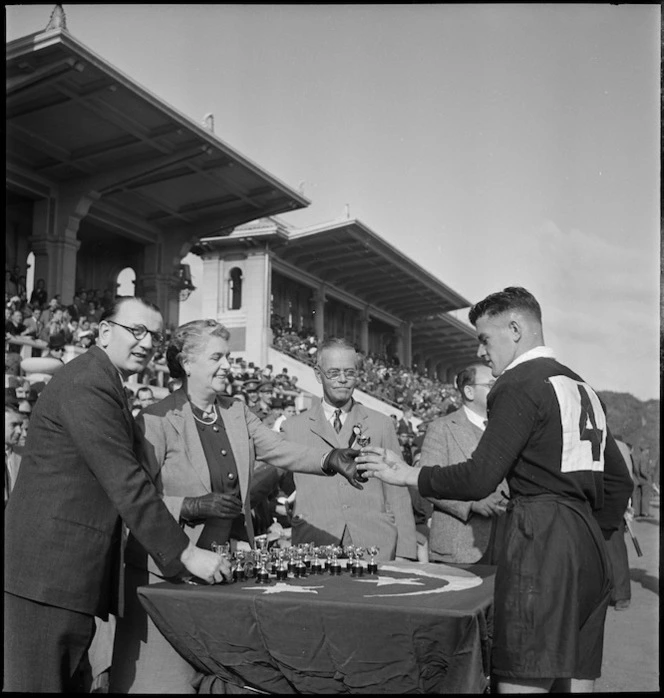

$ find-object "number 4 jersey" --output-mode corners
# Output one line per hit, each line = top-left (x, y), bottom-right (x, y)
(418, 354), (633, 532)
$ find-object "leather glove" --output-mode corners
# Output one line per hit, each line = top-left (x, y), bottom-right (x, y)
(322, 448), (366, 489)
(180, 493), (243, 523)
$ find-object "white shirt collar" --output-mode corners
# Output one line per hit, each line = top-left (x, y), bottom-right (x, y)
(502, 345), (556, 374)
(463, 405), (487, 431)
(321, 398), (352, 424)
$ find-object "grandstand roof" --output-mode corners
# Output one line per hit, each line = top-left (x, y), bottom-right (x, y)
(198, 217), (480, 369)
(6, 26), (309, 240)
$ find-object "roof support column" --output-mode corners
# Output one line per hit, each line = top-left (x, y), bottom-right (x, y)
(403, 321), (412, 369)
(313, 286), (326, 343)
(30, 188), (97, 305)
(359, 307), (370, 354)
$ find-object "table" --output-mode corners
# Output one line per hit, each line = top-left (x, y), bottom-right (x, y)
(138, 560), (495, 694)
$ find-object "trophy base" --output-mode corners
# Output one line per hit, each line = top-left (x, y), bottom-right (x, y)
(351, 565), (364, 577)
(367, 563), (378, 575)
(255, 572), (271, 585)
(329, 564), (342, 575)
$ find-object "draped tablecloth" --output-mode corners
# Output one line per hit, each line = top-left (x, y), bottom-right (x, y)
(137, 561), (495, 694)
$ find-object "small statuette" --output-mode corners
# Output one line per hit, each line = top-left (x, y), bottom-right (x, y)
(366, 546), (379, 575)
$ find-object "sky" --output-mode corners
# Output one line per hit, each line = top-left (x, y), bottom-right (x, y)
(6, 4), (661, 401)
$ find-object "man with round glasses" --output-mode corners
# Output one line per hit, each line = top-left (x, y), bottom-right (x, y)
(419, 362), (509, 565)
(4, 296), (227, 692)
(281, 337), (417, 561)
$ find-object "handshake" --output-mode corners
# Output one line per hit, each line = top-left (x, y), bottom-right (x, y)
(322, 448), (368, 490)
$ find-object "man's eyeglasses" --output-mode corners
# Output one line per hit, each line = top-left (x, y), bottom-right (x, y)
(317, 368), (359, 380)
(106, 320), (164, 346)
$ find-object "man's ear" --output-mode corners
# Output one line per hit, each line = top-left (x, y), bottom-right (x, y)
(98, 321), (111, 348)
(508, 317), (523, 342)
(314, 367), (323, 386)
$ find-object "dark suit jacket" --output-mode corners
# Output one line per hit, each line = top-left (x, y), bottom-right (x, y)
(4, 346), (190, 619)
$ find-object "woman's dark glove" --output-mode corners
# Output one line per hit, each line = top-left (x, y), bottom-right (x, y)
(322, 448), (366, 489)
(180, 493), (243, 523)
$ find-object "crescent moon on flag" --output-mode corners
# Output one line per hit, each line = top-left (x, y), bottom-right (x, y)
(362, 564), (484, 597)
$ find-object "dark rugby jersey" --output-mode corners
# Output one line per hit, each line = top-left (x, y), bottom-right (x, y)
(418, 355), (632, 530)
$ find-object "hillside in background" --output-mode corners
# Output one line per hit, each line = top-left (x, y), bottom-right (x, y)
(599, 391), (660, 459)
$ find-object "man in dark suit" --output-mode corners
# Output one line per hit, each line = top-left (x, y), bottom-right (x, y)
(4, 296), (227, 693)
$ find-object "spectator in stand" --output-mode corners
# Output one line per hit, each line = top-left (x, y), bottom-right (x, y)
(85, 300), (102, 325)
(5, 404), (24, 505)
(110, 319), (363, 693)
(242, 378), (263, 416)
(77, 329), (96, 350)
(132, 386), (157, 417)
(38, 297), (60, 326)
(357, 286), (633, 693)
(397, 428), (414, 465)
(256, 380), (275, 415)
(45, 332), (67, 364)
(273, 399), (297, 433)
(73, 289), (88, 320)
(419, 363), (509, 565)
(281, 337), (417, 561)
(21, 306), (45, 356)
(5, 308), (26, 375)
(5, 269), (18, 298)
(397, 406), (417, 435)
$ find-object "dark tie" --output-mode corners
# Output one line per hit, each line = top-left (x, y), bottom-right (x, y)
(333, 409), (342, 433)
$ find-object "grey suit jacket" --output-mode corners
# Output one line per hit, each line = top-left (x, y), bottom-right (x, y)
(281, 398), (417, 560)
(124, 388), (330, 576)
(419, 407), (507, 564)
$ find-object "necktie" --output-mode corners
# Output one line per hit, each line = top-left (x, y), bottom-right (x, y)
(333, 409), (342, 433)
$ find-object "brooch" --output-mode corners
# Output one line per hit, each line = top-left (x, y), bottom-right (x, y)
(349, 423), (371, 449)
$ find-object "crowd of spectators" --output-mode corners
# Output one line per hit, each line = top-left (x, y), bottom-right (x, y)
(270, 315), (461, 424)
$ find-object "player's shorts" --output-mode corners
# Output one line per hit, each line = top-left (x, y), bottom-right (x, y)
(491, 494), (612, 680)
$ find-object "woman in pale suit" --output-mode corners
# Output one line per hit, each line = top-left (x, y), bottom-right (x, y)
(109, 319), (348, 693)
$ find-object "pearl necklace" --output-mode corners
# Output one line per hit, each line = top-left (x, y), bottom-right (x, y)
(191, 403), (219, 426)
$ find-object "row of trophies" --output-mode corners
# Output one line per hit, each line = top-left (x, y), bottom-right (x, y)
(211, 541), (381, 585)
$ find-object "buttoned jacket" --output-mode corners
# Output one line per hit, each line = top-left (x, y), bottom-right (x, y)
(125, 388), (329, 576)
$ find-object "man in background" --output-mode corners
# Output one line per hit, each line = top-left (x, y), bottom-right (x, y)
(419, 362), (509, 564)
(282, 337), (416, 561)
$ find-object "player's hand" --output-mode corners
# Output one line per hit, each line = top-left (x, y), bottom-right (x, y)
(180, 543), (230, 584)
(471, 490), (508, 517)
(355, 447), (419, 487)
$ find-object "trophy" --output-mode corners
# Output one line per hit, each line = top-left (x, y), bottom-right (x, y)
(366, 546), (379, 575)
(328, 545), (342, 575)
(344, 545), (355, 571)
(276, 549), (289, 581)
(294, 549), (308, 578)
(351, 546), (364, 577)
(255, 550), (271, 585)
(349, 425), (370, 484)
(311, 546), (324, 574)
(233, 551), (246, 582)
(212, 541), (233, 584)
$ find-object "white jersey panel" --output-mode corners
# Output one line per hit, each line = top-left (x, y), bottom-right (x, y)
(549, 376), (606, 473)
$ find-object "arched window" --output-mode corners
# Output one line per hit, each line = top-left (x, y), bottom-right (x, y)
(229, 267), (243, 310)
(117, 267), (136, 297)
